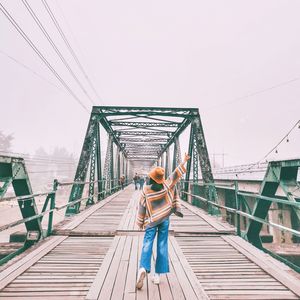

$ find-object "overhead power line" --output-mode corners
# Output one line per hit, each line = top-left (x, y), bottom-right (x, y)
(235, 119), (300, 175)
(0, 150), (76, 164)
(206, 77), (300, 111)
(0, 49), (62, 91)
(21, 0), (95, 105)
(41, 0), (104, 104)
(0, 3), (89, 113)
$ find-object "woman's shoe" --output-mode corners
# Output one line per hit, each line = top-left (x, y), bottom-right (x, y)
(136, 268), (146, 289)
(152, 273), (160, 285)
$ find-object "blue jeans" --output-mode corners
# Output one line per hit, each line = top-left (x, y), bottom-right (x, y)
(140, 218), (170, 274)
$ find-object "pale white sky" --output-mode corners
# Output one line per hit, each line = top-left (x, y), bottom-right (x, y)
(0, 0), (299, 167)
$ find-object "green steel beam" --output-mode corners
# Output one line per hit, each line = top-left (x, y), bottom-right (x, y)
(183, 125), (194, 201)
(192, 116), (218, 214)
(96, 124), (103, 201)
(165, 148), (170, 178)
(116, 131), (171, 136)
(172, 136), (181, 171)
(0, 156), (42, 247)
(65, 115), (98, 215)
(246, 159), (300, 248)
(109, 121), (180, 127)
(87, 133), (97, 206)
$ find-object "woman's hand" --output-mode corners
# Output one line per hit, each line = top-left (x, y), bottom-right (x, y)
(183, 153), (191, 163)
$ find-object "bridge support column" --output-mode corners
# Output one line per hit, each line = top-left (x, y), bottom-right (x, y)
(165, 148), (170, 178)
(66, 115), (98, 216)
(246, 160), (300, 249)
(103, 136), (114, 196)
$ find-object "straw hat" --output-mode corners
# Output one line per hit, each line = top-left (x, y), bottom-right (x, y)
(148, 167), (165, 184)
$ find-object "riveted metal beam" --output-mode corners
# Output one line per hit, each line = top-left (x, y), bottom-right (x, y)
(109, 121), (180, 127)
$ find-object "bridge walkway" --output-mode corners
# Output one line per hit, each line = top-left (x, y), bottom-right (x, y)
(0, 187), (300, 299)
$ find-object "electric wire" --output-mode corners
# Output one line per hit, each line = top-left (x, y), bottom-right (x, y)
(0, 49), (62, 91)
(206, 77), (300, 111)
(234, 119), (300, 175)
(0, 2), (89, 113)
(28, 169), (74, 174)
(0, 150), (76, 164)
(41, 0), (104, 103)
(21, 0), (95, 105)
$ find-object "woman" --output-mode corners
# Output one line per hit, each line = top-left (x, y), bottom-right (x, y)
(136, 153), (190, 289)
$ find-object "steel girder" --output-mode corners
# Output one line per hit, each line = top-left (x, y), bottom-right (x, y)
(0, 155), (43, 247)
(92, 106), (197, 117)
(193, 116), (217, 209)
(119, 138), (168, 143)
(165, 148), (171, 178)
(116, 147), (121, 189)
(116, 131), (171, 136)
(66, 115), (99, 215)
(182, 116), (217, 209)
(69, 106), (215, 214)
(109, 121), (180, 127)
(192, 132), (199, 182)
(246, 159), (300, 248)
(87, 132), (97, 206)
(172, 137), (182, 170)
(103, 136), (113, 194)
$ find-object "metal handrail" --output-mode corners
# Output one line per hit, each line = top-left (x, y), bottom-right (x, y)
(0, 180), (125, 234)
(181, 190), (300, 238)
(0, 177), (128, 202)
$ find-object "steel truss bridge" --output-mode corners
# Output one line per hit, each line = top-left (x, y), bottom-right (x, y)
(0, 106), (300, 299)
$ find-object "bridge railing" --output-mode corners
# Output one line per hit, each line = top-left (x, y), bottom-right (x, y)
(180, 180), (300, 237)
(0, 178), (129, 265)
(180, 180), (300, 272)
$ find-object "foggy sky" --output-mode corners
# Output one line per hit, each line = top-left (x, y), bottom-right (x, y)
(1, 0), (299, 167)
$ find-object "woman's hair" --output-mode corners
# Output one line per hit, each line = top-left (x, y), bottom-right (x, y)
(149, 177), (164, 191)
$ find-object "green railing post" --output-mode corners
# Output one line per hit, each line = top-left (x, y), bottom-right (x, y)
(234, 180), (241, 237)
(47, 179), (58, 236)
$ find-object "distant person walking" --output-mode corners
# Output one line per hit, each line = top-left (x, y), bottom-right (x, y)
(139, 176), (145, 190)
(120, 175), (125, 190)
(136, 153), (190, 289)
(133, 173), (139, 190)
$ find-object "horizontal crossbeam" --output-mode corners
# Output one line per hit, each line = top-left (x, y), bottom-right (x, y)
(115, 131), (172, 136)
(109, 121), (180, 127)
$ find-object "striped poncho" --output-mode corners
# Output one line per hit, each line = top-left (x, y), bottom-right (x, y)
(136, 163), (186, 229)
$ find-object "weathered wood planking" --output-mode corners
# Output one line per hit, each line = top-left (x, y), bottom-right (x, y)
(1, 186), (300, 300)
(176, 235), (300, 299)
(0, 236), (113, 299)
(118, 189), (235, 235)
(71, 190), (132, 234)
(170, 201), (235, 234)
(87, 233), (209, 299)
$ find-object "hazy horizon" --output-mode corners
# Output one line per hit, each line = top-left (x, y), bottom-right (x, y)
(1, 0), (300, 168)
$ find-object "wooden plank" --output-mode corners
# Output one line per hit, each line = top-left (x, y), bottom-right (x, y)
(62, 191), (123, 230)
(180, 201), (234, 232)
(147, 255), (160, 300)
(166, 255), (186, 300)
(0, 236), (67, 290)
(110, 236), (132, 300)
(124, 236), (138, 299)
(170, 236), (209, 300)
(152, 237), (173, 300)
(136, 235), (148, 300)
(97, 236), (127, 300)
(223, 235), (300, 297)
(85, 236), (120, 300)
(168, 238), (199, 300)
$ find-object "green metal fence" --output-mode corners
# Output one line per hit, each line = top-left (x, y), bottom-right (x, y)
(0, 178), (128, 266)
(180, 180), (300, 272)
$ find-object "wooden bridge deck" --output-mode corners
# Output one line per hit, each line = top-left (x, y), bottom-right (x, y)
(0, 187), (300, 299)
